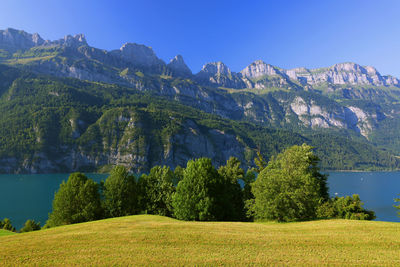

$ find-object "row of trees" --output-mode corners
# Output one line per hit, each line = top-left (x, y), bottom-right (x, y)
(46, 157), (252, 227)
(0, 218), (41, 233)
(45, 144), (376, 228)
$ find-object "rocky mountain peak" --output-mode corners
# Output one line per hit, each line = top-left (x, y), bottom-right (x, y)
(167, 55), (192, 77)
(200, 61), (231, 76)
(196, 61), (247, 88)
(63, 34), (87, 46)
(240, 60), (280, 79)
(113, 42), (164, 67)
(0, 28), (44, 51)
(364, 66), (378, 75)
(48, 33), (88, 48)
(170, 54), (185, 63)
(331, 62), (365, 73)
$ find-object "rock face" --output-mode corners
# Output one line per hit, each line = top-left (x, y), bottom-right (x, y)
(196, 60), (400, 90)
(285, 62), (400, 87)
(0, 28), (44, 52)
(2, 28), (399, 91)
(239, 60), (297, 89)
(111, 43), (165, 68)
(167, 55), (192, 77)
(0, 109), (247, 174)
(0, 28), (89, 52)
(49, 34), (88, 47)
(196, 62), (246, 88)
(241, 60), (281, 78)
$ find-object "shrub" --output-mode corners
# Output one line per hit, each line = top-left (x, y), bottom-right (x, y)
(1, 218), (16, 232)
(20, 219), (41, 233)
(317, 194), (375, 220)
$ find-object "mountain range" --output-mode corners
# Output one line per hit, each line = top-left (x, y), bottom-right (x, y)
(1, 28), (400, 173)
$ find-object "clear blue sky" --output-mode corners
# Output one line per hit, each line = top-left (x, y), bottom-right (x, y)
(1, 0), (400, 76)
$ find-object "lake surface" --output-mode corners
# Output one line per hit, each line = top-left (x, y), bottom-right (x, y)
(0, 171), (399, 229)
(328, 171), (400, 222)
(0, 173), (108, 229)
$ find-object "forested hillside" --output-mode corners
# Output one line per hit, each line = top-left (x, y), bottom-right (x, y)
(0, 64), (397, 173)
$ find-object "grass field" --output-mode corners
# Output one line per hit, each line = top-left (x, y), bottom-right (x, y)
(0, 229), (15, 237)
(0, 215), (400, 266)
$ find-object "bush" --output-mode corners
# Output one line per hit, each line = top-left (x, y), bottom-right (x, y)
(103, 166), (138, 217)
(20, 219), (41, 232)
(249, 144), (329, 222)
(46, 172), (103, 227)
(1, 218), (16, 232)
(317, 194), (375, 220)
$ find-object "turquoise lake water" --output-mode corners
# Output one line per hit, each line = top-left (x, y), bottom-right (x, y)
(0, 171), (399, 229)
(0, 173), (108, 229)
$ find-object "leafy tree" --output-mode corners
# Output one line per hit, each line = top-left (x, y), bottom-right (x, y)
(254, 151), (267, 173)
(172, 158), (222, 221)
(46, 172), (103, 227)
(173, 165), (184, 186)
(217, 157), (246, 221)
(1, 218), (16, 232)
(317, 194), (375, 220)
(138, 166), (175, 216)
(103, 166), (138, 218)
(243, 169), (256, 220)
(249, 144), (328, 222)
(243, 169), (256, 202)
(20, 219), (41, 232)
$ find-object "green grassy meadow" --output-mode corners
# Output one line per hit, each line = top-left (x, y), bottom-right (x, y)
(0, 229), (15, 237)
(0, 215), (400, 266)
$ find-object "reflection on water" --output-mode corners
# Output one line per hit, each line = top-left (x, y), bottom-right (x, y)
(327, 171), (400, 222)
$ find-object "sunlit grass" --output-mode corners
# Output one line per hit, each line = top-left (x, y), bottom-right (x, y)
(5, 55), (55, 65)
(0, 229), (15, 237)
(1, 215), (400, 266)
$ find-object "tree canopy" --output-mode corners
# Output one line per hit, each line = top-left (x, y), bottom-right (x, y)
(46, 172), (102, 227)
(103, 166), (138, 217)
(172, 158), (222, 221)
(249, 144), (329, 222)
(217, 157), (246, 221)
(138, 166), (175, 216)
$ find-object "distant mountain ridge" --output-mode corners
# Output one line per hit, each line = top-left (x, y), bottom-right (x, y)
(1, 28), (399, 90)
(2, 28), (400, 173)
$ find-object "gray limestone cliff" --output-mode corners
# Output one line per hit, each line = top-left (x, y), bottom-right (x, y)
(195, 61), (246, 88)
(167, 55), (192, 77)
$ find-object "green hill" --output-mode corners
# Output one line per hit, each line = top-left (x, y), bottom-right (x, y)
(0, 215), (399, 265)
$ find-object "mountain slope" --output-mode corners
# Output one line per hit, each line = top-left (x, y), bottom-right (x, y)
(2, 28), (400, 144)
(1, 28), (400, 172)
(0, 64), (397, 173)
